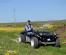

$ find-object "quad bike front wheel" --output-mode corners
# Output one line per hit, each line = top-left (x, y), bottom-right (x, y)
(55, 38), (61, 47)
(31, 37), (38, 48)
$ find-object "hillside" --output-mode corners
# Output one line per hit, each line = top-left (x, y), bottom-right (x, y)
(0, 20), (66, 27)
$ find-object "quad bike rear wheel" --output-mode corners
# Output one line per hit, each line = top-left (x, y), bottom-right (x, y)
(19, 34), (26, 42)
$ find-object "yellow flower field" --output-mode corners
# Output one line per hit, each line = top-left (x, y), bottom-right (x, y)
(0, 27), (40, 31)
(43, 25), (57, 29)
(0, 27), (24, 31)
(0, 25), (57, 31)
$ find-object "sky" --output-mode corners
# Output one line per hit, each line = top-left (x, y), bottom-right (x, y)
(0, 0), (66, 23)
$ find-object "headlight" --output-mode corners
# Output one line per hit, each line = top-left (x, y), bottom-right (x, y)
(47, 39), (50, 41)
(39, 33), (42, 35)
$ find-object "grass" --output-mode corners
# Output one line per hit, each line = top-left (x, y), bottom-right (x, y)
(0, 20), (66, 55)
(0, 30), (66, 55)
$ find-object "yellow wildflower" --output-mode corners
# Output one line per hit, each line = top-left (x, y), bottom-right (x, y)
(12, 50), (17, 54)
(4, 53), (10, 55)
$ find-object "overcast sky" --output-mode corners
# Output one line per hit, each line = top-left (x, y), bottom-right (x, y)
(0, 0), (66, 23)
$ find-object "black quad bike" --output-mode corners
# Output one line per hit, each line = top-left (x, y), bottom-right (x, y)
(19, 31), (60, 48)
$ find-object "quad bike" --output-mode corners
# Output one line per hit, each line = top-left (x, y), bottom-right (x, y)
(19, 30), (60, 48)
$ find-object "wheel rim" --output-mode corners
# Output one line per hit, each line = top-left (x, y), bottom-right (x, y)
(31, 40), (34, 47)
(19, 37), (21, 42)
